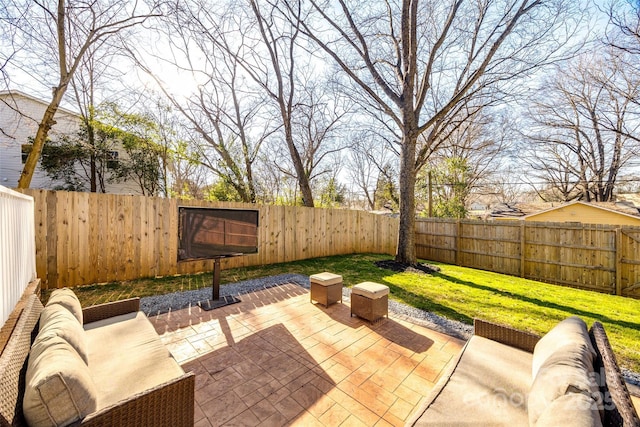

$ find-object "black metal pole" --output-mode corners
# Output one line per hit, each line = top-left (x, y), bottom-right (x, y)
(212, 258), (221, 300)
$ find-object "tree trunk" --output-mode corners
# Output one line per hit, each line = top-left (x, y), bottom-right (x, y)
(18, 85), (68, 188)
(283, 116), (314, 207)
(395, 132), (417, 265)
(87, 120), (97, 192)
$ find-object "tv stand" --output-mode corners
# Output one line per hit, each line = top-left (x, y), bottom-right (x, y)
(198, 257), (242, 311)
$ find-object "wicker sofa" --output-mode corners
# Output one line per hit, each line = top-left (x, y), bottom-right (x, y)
(0, 288), (194, 427)
(406, 318), (640, 426)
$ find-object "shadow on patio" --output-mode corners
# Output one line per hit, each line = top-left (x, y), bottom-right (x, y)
(147, 283), (465, 426)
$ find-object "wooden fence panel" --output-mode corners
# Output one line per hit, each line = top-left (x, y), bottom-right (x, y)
(415, 218), (457, 264)
(620, 229), (640, 299)
(457, 221), (521, 276)
(19, 190), (399, 289)
(523, 222), (616, 294)
(30, 190), (48, 286)
(416, 218), (637, 297)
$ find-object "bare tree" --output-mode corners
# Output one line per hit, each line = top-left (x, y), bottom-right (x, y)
(607, 0), (640, 55)
(128, 2), (275, 203)
(522, 50), (640, 202)
(168, 0), (316, 205)
(346, 128), (398, 210)
(277, 81), (349, 196)
(134, 0), (346, 206)
(418, 109), (507, 217)
(69, 43), (127, 193)
(296, 0), (582, 264)
(3, 0), (160, 188)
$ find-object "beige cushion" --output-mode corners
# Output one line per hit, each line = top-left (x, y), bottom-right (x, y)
(535, 392), (603, 427)
(310, 272), (343, 286)
(352, 282), (389, 298)
(23, 335), (97, 427)
(528, 347), (602, 425)
(39, 304), (88, 364)
(408, 336), (532, 426)
(532, 316), (596, 378)
(46, 288), (83, 324)
(84, 312), (185, 409)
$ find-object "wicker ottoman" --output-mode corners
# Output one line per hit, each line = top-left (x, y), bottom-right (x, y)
(350, 282), (389, 323)
(310, 272), (343, 307)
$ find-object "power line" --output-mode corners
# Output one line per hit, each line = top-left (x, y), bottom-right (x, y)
(425, 177), (640, 187)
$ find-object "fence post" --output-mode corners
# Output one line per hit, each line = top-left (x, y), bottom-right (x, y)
(456, 220), (461, 265)
(520, 222), (526, 278)
(615, 228), (622, 296)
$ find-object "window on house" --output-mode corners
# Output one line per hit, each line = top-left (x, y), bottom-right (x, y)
(107, 151), (119, 169)
(21, 144), (32, 164)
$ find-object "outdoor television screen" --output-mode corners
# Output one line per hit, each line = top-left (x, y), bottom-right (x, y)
(178, 207), (259, 261)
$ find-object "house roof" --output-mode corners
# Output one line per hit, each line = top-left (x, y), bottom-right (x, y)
(523, 200), (640, 221)
(0, 89), (80, 118)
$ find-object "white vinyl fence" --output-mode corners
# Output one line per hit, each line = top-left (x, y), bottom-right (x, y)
(0, 185), (36, 326)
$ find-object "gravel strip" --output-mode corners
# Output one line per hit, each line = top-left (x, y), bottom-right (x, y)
(140, 274), (637, 386)
(140, 273), (310, 316)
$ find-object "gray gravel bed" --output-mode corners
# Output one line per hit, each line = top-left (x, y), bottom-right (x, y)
(140, 274), (637, 387)
(140, 273), (310, 316)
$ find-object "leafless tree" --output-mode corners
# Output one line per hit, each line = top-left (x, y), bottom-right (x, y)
(135, 0), (348, 206)
(417, 109), (507, 217)
(131, 1), (278, 203)
(276, 81), (349, 196)
(3, 0), (161, 189)
(296, 0), (583, 264)
(68, 43), (127, 193)
(607, 0), (640, 55)
(0, 2), (27, 138)
(346, 128), (398, 210)
(522, 50), (640, 202)
(171, 0), (316, 206)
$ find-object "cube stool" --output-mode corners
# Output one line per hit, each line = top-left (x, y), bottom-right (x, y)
(310, 272), (343, 307)
(350, 282), (389, 323)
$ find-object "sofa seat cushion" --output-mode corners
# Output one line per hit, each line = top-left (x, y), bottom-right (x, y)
(84, 312), (185, 409)
(23, 335), (98, 427)
(408, 335), (532, 426)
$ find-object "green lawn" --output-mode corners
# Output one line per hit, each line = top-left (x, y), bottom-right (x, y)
(50, 253), (640, 372)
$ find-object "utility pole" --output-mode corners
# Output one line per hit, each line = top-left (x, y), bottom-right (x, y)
(428, 170), (433, 217)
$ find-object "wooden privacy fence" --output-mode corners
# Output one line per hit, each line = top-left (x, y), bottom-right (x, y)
(415, 218), (640, 299)
(18, 190), (399, 289)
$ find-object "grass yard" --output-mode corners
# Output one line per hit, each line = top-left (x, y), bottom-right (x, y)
(50, 253), (640, 372)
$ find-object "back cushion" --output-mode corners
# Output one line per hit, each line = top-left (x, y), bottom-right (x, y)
(46, 288), (83, 324)
(528, 346), (602, 425)
(38, 304), (88, 364)
(23, 335), (97, 427)
(531, 316), (596, 378)
(535, 392), (603, 427)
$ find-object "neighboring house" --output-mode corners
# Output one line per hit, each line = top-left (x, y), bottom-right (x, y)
(500, 201), (640, 227)
(0, 90), (142, 194)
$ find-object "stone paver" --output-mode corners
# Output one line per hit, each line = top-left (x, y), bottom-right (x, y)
(148, 283), (465, 427)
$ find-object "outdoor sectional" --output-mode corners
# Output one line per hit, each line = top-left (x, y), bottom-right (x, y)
(406, 317), (640, 426)
(0, 288), (194, 427)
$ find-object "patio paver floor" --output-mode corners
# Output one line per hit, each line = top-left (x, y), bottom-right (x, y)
(147, 283), (465, 427)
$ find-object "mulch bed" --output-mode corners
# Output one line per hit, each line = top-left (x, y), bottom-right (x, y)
(374, 259), (441, 274)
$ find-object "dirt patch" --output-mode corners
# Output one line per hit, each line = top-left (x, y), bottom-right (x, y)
(374, 259), (441, 274)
